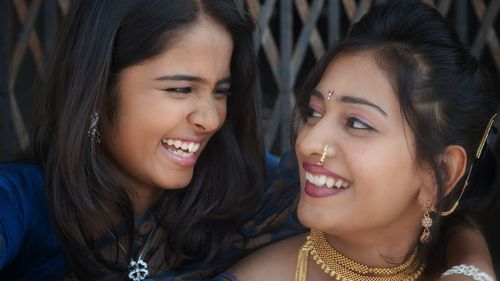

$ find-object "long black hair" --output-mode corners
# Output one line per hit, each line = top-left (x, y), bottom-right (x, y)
(294, 0), (499, 275)
(32, 0), (262, 279)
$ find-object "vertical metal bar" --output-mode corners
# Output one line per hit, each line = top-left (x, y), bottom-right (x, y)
(0, 0), (12, 161)
(44, 0), (57, 70)
(455, 0), (468, 45)
(472, 0), (500, 58)
(279, 0), (292, 152)
(328, 0), (340, 47)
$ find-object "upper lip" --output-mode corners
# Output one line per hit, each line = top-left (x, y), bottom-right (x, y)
(302, 162), (352, 184)
(161, 135), (207, 144)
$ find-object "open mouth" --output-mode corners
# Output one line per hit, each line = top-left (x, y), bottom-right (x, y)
(161, 139), (200, 158)
(305, 171), (351, 189)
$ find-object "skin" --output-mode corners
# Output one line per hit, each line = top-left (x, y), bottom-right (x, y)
(100, 17), (233, 213)
(295, 51), (431, 266)
(229, 52), (494, 280)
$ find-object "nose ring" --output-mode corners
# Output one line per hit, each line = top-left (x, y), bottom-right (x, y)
(317, 145), (329, 166)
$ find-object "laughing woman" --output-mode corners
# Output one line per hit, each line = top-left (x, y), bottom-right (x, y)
(225, 1), (499, 281)
(0, 0), (264, 280)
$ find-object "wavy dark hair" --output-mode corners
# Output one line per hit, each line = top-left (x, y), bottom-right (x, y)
(32, 0), (262, 279)
(293, 0), (499, 276)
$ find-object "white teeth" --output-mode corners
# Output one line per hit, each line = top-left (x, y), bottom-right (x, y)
(174, 140), (182, 148)
(171, 149), (194, 158)
(326, 178), (334, 188)
(162, 139), (201, 153)
(305, 171), (351, 189)
(319, 175), (327, 186)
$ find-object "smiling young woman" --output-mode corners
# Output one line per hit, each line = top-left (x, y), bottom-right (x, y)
(222, 1), (499, 281)
(0, 0), (264, 280)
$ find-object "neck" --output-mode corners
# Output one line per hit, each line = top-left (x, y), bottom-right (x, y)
(324, 223), (420, 268)
(131, 187), (161, 214)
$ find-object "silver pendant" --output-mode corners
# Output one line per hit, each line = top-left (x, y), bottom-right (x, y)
(128, 258), (149, 281)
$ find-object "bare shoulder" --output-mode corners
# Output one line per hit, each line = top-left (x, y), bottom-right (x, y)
(229, 233), (307, 281)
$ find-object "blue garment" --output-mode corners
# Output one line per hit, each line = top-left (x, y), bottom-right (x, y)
(0, 151), (303, 280)
(157, 151), (304, 280)
(0, 162), (69, 281)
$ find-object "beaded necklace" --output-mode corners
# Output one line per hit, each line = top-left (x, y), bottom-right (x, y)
(295, 229), (425, 281)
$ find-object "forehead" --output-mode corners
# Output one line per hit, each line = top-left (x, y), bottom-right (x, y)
(134, 18), (233, 79)
(317, 52), (399, 114)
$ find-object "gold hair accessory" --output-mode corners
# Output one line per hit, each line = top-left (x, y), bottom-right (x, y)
(327, 90), (334, 100)
(420, 201), (435, 244)
(441, 113), (497, 216)
(294, 229), (424, 281)
(317, 145), (329, 166)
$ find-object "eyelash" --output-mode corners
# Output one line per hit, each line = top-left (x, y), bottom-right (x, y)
(346, 117), (374, 131)
(214, 87), (232, 96)
(305, 106), (375, 131)
(165, 87), (191, 94)
(164, 87), (232, 96)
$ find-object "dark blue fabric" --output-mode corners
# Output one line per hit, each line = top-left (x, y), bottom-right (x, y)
(0, 151), (302, 280)
(157, 151), (304, 280)
(0, 162), (69, 281)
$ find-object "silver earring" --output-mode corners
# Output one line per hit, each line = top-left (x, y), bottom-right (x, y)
(88, 112), (102, 144)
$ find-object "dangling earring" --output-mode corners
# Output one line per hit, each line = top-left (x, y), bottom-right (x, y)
(88, 112), (102, 144)
(420, 201), (435, 244)
(317, 145), (328, 166)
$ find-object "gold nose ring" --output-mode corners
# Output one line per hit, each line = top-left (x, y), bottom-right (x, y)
(317, 145), (328, 166)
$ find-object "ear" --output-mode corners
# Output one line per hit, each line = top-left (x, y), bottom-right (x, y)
(438, 145), (467, 196)
(417, 145), (467, 204)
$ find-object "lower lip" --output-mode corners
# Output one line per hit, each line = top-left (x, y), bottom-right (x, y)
(161, 143), (198, 167)
(304, 182), (346, 198)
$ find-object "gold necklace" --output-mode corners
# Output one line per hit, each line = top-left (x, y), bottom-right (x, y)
(295, 229), (425, 281)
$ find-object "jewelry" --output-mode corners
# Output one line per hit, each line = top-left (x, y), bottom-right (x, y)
(441, 113), (497, 216)
(317, 145), (328, 166)
(88, 112), (102, 144)
(295, 229), (424, 281)
(420, 201), (435, 244)
(441, 264), (494, 281)
(327, 90), (335, 100)
(127, 223), (157, 281)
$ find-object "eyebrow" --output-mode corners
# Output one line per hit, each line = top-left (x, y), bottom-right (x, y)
(155, 74), (231, 85)
(311, 89), (388, 117)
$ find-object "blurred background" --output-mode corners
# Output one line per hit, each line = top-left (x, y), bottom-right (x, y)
(1, 0), (499, 274)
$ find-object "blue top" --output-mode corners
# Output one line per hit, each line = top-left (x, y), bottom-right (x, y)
(0, 152), (303, 280)
(0, 162), (69, 281)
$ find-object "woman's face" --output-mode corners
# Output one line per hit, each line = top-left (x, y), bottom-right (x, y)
(295, 52), (432, 245)
(101, 18), (233, 201)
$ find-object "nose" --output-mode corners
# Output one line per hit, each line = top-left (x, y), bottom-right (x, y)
(295, 121), (336, 165)
(188, 96), (224, 133)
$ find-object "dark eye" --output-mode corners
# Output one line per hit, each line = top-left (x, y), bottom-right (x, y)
(214, 87), (232, 97)
(165, 87), (192, 94)
(346, 117), (373, 130)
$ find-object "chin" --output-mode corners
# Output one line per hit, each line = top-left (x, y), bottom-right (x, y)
(297, 203), (335, 231)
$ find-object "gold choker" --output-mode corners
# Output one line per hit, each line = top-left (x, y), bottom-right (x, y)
(295, 229), (425, 281)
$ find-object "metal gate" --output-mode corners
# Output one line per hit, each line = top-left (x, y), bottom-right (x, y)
(1, 0), (500, 159)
